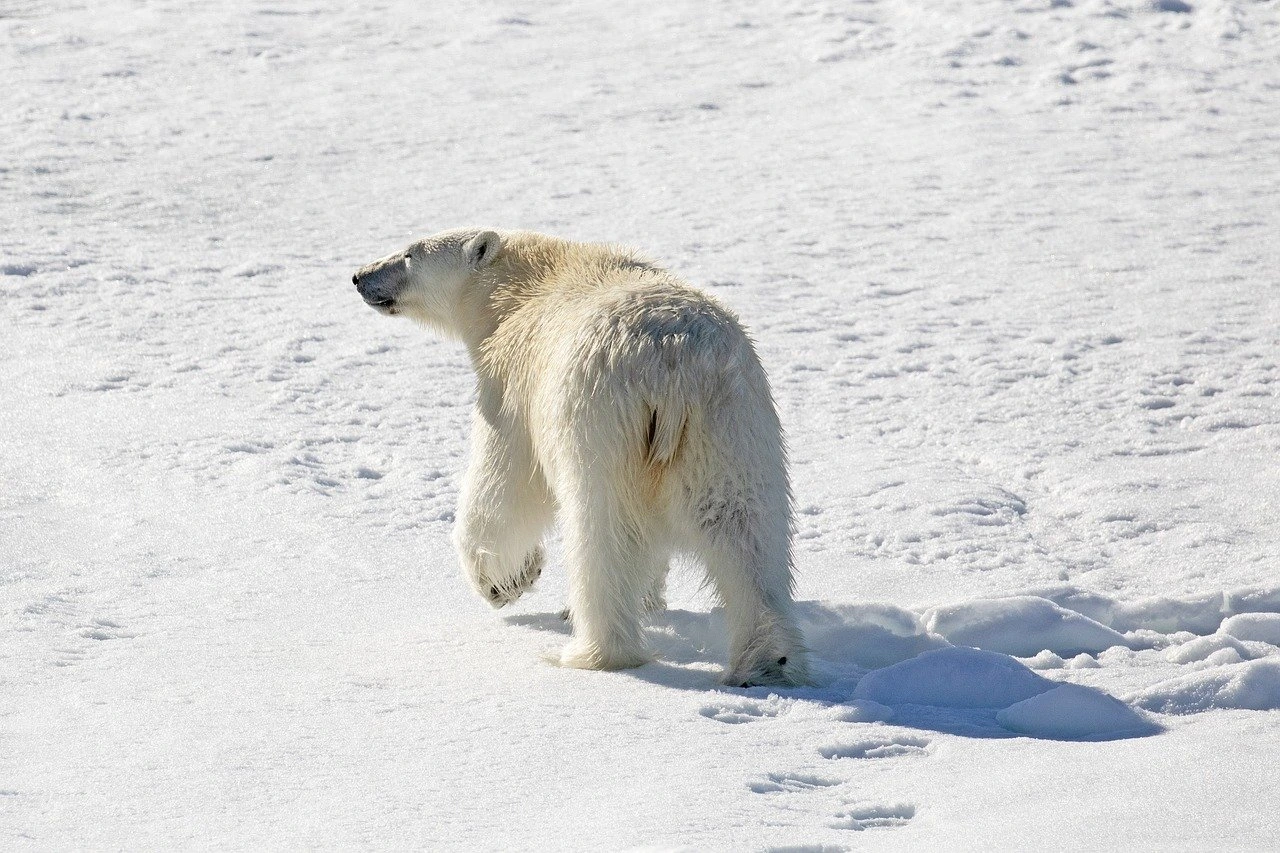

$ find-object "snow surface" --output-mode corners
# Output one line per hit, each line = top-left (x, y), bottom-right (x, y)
(1131, 660), (1280, 715)
(1165, 633), (1254, 666)
(922, 594), (1133, 656)
(4, 0), (1280, 849)
(996, 683), (1156, 741)
(855, 647), (1054, 709)
(1220, 613), (1280, 646)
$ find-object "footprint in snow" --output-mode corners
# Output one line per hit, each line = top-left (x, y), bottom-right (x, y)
(830, 802), (916, 831)
(749, 771), (841, 795)
(79, 617), (138, 642)
(699, 698), (784, 724)
(818, 735), (931, 760)
(716, 697), (926, 838)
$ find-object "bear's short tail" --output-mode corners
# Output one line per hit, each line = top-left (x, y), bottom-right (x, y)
(645, 404), (687, 466)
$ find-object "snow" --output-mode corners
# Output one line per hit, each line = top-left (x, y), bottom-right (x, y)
(922, 595), (1133, 657)
(797, 601), (949, 670)
(855, 647), (1053, 710)
(1220, 613), (1280, 646)
(996, 684), (1157, 741)
(1165, 634), (1254, 666)
(1131, 660), (1280, 714)
(5, 0), (1280, 849)
(849, 647), (1158, 741)
(1024, 649), (1068, 670)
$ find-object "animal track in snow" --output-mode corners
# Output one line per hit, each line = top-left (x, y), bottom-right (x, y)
(53, 647), (86, 668)
(80, 618), (137, 641)
(699, 698), (785, 724)
(748, 771), (841, 794)
(829, 803), (916, 831)
(818, 735), (931, 760)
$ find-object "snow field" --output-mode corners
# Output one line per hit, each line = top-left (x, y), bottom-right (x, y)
(4, 0), (1280, 848)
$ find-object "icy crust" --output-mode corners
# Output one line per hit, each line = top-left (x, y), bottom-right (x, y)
(859, 584), (1280, 661)
(1165, 634), (1254, 666)
(915, 584), (1280, 660)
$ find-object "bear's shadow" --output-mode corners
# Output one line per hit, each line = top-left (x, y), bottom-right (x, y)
(507, 606), (739, 693)
(505, 602), (1163, 742)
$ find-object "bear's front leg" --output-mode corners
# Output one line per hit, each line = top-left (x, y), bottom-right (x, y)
(453, 409), (553, 609)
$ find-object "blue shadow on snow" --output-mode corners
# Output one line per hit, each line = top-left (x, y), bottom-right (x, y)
(507, 601), (1163, 742)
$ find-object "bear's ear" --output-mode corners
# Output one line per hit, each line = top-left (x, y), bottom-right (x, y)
(464, 230), (502, 270)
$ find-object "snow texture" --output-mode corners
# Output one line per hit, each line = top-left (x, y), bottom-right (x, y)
(1165, 634), (1254, 666)
(849, 646), (1159, 741)
(854, 647), (1055, 710)
(4, 0), (1280, 849)
(1131, 660), (1280, 714)
(996, 684), (1158, 741)
(855, 645), (1054, 701)
(923, 595), (1132, 657)
(798, 601), (950, 670)
(1219, 614), (1280, 646)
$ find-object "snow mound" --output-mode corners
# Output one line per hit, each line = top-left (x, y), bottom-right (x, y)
(1032, 584), (1280, 635)
(1022, 650), (1066, 670)
(1113, 593), (1228, 635)
(1165, 634), (1253, 665)
(923, 596), (1131, 657)
(1218, 613), (1280, 646)
(997, 685), (1159, 741)
(853, 648), (1153, 740)
(798, 601), (950, 670)
(854, 647), (1053, 709)
(1225, 586), (1280, 616)
(1130, 659), (1280, 714)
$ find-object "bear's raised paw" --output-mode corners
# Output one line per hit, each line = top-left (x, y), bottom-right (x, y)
(485, 546), (544, 608)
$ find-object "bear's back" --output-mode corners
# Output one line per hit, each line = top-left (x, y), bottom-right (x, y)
(480, 239), (760, 423)
(535, 256), (749, 370)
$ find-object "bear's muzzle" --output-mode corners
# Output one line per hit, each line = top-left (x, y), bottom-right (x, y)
(352, 256), (408, 314)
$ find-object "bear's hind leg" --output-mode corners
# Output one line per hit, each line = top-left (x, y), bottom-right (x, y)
(699, 535), (810, 688)
(642, 566), (669, 617)
(558, 498), (655, 671)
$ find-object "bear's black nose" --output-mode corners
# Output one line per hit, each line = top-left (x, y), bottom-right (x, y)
(352, 273), (360, 287)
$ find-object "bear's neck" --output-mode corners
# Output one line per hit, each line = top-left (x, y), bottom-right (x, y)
(454, 235), (650, 372)
(454, 241), (561, 365)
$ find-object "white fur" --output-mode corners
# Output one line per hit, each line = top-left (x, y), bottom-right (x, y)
(353, 228), (810, 686)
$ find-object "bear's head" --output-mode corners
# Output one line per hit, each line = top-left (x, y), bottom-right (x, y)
(352, 227), (502, 332)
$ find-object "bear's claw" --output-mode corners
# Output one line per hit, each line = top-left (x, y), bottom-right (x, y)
(484, 547), (544, 608)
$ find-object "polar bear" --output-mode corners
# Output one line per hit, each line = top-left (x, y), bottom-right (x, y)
(352, 228), (809, 686)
